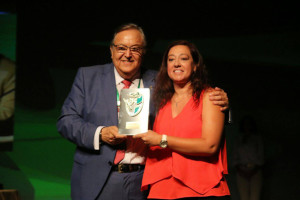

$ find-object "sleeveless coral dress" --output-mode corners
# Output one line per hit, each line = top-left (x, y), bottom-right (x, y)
(141, 92), (230, 199)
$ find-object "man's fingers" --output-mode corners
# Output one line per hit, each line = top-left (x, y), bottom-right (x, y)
(103, 126), (124, 138)
(212, 100), (228, 107)
(106, 135), (125, 145)
(114, 135), (127, 139)
(212, 100), (222, 106)
(209, 95), (222, 101)
(101, 126), (126, 145)
(214, 87), (223, 91)
(133, 133), (144, 139)
(209, 91), (223, 97)
(220, 106), (228, 111)
(209, 87), (229, 111)
(213, 101), (229, 111)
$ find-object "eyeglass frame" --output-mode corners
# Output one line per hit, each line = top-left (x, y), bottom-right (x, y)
(112, 44), (144, 55)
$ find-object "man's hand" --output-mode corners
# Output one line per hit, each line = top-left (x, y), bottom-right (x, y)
(209, 87), (229, 111)
(101, 126), (127, 145)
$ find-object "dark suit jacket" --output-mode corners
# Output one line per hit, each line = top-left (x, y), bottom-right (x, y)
(57, 63), (157, 200)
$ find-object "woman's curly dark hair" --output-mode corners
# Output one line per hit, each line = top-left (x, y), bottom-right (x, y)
(153, 40), (210, 110)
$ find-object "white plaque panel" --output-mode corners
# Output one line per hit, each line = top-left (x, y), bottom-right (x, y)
(118, 88), (150, 135)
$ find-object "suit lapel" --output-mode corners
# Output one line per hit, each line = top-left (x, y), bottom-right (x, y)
(101, 63), (118, 125)
(141, 69), (157, 127)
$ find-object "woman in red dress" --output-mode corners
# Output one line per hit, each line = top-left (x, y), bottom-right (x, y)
(134, 40), (230, 200)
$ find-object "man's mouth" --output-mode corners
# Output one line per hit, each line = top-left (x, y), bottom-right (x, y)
(121, 60), (134, 63)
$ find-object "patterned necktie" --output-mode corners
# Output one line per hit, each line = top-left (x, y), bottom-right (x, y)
(114, 79), (132, 164)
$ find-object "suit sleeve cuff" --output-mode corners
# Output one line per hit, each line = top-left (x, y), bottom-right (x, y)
(94, 126), (105, 150)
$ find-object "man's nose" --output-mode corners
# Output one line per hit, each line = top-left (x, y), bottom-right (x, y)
(124, 48), (133, 57)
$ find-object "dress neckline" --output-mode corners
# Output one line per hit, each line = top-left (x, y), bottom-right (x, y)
(170, 96), (193, 119)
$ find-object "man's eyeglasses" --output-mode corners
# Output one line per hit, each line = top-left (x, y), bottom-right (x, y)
(113, 44), (143, 55)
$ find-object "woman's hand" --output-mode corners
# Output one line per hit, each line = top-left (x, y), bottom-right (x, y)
(133, 130), (162, 146)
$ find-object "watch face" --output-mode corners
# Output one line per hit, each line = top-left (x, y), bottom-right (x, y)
(160, 141), (168, 148)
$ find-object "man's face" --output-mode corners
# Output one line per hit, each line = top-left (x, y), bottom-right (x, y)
(110, 29), (144, 80)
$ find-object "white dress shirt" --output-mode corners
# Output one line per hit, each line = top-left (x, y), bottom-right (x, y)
(93, 67), (147, 164)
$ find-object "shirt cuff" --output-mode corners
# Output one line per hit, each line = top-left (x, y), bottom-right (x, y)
(94, 126), (105, 150)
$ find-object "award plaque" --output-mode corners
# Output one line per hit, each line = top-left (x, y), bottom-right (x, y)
(118, 88), (150, 135)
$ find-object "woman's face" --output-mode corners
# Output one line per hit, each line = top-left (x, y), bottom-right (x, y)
(167, 45), (196, 85)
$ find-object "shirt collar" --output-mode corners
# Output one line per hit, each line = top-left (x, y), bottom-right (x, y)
(114, 67), (141, 86)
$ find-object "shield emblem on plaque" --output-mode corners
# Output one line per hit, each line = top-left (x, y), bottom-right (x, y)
(123, 92), (144, 117)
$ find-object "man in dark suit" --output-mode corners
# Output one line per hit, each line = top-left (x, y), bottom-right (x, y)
(57, 23), (229, 200)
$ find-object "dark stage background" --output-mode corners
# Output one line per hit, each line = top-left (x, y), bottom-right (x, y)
(0, 1), (299, 200)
